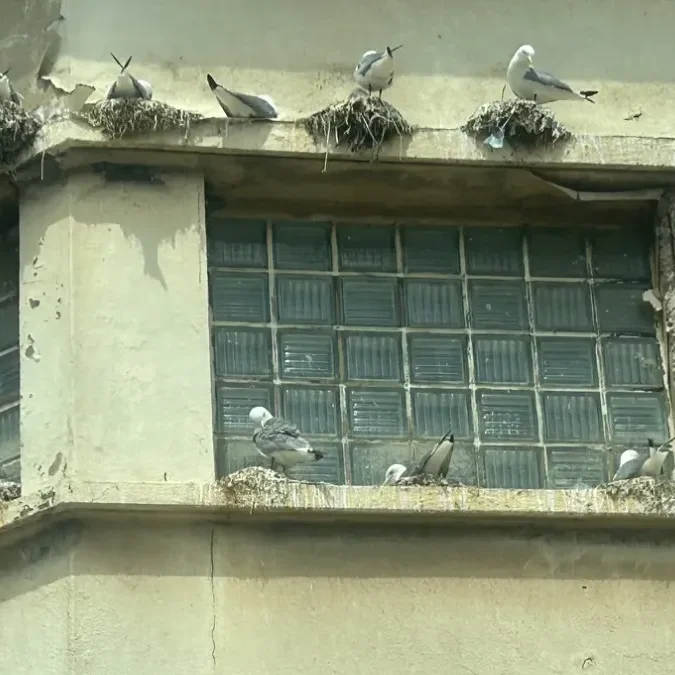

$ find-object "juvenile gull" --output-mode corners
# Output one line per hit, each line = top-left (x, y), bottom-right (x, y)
(106, 54), (153, 100)
(353, 45), (402, 98)
(249, 406), (323, 474)
(206, 74), (278, 119)
(507, 45), (597, 104)
(0, 69), (23, 106)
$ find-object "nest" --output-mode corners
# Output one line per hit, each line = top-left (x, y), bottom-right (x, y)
(0, 102), (43, 168)
(216, 466), (292, 509)
(597, 476), (675, 513)
(0, 480), (20, 503)
(302, 92), (413, 154)
(395, 474), (464, 487)
(79, 99), (203, 140)
(462, 99), (571, 149)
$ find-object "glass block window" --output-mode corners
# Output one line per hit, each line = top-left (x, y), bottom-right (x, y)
(208, 217), (666, 489)
(0, 223), (19, 483)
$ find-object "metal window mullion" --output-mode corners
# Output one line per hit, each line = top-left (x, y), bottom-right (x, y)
(266, 221), (281, 415)
(395, 223), (413, 446)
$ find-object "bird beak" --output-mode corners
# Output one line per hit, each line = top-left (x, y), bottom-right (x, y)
(527, 55), (533, 65)
(382, 476), (393, 486)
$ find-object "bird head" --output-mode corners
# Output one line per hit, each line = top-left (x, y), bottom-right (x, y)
(515, 45), (535, 66)
(249, 406), (273, 427)
(619, 449), (640, 466)
(383, 463), (407, 485)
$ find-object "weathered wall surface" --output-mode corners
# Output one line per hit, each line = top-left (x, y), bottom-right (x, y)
(1, 520), (674, 674)
(3, 0), (675, 139)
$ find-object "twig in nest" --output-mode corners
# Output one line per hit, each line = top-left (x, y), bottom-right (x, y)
(78, 99), (203, 139)
(0, 101), (43, 170)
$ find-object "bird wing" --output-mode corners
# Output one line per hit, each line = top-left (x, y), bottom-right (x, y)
(106, 81), (118, 100)
(9, 84), (22, 106)
(256, 417), (310, 453)
(129, 73), (149, 100)
(438, 436), (455, 478)
(612, 457), (644, 480)
(411, 445), (437, 476)
(356, 51), (384, 77)
(524, 67), (575, 94)
(231, 90), (277, 118)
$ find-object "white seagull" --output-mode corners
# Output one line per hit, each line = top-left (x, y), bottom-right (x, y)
(354, 45), (403, 98)
(507, 45), (597, 104)
(0, 68), (23, 106)
(383, 430), (455, 485)
(106, 53), (153, 101)
(206, 74), (278, 119)
(612, 437), (672, 480)
(249, 406), (324, 474)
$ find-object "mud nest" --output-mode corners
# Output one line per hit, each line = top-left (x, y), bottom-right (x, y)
(597, 476), (675, 514)
(0, 480), (20, 503)
(394, 474), (464, 487)
(462, 99), (571, 149)
(302, 92), (413, 153)
(0, 102), (43, 168)
(79, 99), (203, 140)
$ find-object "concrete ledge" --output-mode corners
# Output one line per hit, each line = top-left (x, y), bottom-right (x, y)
(2, 470), (675, 538)
(21, 117), (675, 172)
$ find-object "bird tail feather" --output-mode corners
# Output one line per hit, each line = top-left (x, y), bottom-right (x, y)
(580, 90), (598, 103)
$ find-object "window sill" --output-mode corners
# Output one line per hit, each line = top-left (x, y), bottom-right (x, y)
(1, 468), (674, 539)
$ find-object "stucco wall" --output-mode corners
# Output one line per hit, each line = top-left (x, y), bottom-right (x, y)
(1, 519), (674, 674)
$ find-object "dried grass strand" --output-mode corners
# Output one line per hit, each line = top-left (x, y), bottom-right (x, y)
(0, 101), (43, 169)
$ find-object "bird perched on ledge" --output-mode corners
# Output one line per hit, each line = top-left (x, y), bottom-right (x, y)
(106, 53), (153, 100)
(612, 437), (672, 481)
(206, 74), (278, 119)
(353, 45), (403, 98)
(0, 68), (23, 106)
(507, 44), (597, 104)
(249, 406), (323, 474)
(383, 430), (455, 485)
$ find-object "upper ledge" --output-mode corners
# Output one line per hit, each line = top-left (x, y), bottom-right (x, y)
(19, 118), (675, 172)
(2, 470), (675, 537)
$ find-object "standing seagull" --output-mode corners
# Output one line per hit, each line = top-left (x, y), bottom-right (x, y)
(106, 54), (153, 101)
(612, 438), (672, 480)
(353, 45), (403, 98)
(507, 45), (597, 104)
(0, 69), (23, 106)
(206, 74), (278, 119)
(249, 406), (324, 474)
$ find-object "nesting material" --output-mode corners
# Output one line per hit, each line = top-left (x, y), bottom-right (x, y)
(79, 99), (202, 140)
(302, 93), (412, 153)
(395, 474), (463, 488)
(598, 476), (675, 513)
(216, 466), (292, 509)
(462, 99), (571, 149)
(0, 102), (42, 168)
(0, 480), (20, 503)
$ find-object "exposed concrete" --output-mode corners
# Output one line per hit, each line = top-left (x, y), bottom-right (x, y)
(18, 170), (215, 493)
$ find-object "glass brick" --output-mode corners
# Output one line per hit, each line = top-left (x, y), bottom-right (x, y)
(337, 225), (396, 272)
(404, 279), (464, 327)
(276, 276), (334, 324)
(474, 336), (532, 385)
(465, 227), (524, 276)
(345, 334), (401, 381)
(213, 328), (271, 378)
(408, 335), (467, 383)
(591, 228), (651, 281)
(214, 438), (262, 476)
(0, 404), (19, 465)
(278, 331), (336, 380)
(215, 385), (272, 433)
(547, 447), (607, 489)
(0, 350), (19, 406)
(0, 299), (18, 352)
(477, 391), (537, 441)
(602, 338), (662, 388)
(341, 278), (399, 326)
(528, 228), (587, 278)
(469, 281), (528, 330)
(412, 389), (472, 438)
(281, 387), (339, 435)
(537, 338), (597, 387)
(401, 226), (460, 273)
(607, 393), (668, 443)
(483, 447), (542, 489)
(211, 273), (269, 322)
(348, 389), (406, 437)
(273, 221), (332, 271)
(532, 282), (593, 332)
(0, 457), (19, 482)
(207, 218), (267, 268)
(0, 230), (18, 299)
(595, 284), (654, 335)
(350, 441), (413, 485)
(542, 393), (603, 443)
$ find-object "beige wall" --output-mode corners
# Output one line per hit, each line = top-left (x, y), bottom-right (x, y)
(1, 519), (675, 674)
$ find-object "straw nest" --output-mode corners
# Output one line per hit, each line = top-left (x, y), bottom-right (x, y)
(597, 476), (675, 514)
(0, 102), (43, 168)
(395, 474), (464, 487)
(79, 99), (203, 140)
(0, 480), (20, 503)
(302, 92), (413, 154)
(462, 99), (571, 149)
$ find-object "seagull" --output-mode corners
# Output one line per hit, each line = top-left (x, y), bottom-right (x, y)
(611, 437), (672, 480)
(382, 430), (455, 485)
(0, 68), (23, 106)
(206, 74), (278, 119)
(249, 406), (324, 474)
(106, 53), (153, 101)
(507, 45), (597, 104)
(383, 463), (409, 485)
(353, 45), (403, 98)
